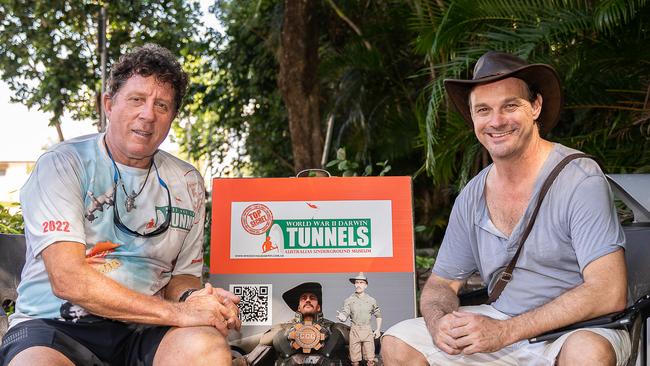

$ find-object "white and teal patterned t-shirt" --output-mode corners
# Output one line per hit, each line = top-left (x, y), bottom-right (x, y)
(10, 133), (205, 326)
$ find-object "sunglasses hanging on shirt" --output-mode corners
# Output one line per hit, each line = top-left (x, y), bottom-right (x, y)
(103, 136), (172, 237)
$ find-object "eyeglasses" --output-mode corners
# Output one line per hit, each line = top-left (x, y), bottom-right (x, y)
(112, 162), (172, 237)
(103, 135), (171, 237)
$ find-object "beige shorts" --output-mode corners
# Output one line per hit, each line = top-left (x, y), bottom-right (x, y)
(383, 305), (631, 366)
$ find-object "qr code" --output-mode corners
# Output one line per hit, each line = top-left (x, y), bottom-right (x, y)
(230, 284), (272, 326)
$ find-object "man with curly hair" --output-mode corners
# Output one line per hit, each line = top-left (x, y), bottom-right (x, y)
(0, 44), (240, 366)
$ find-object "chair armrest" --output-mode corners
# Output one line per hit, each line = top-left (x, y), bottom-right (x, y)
(529, 312), (630, 343)
(529, 294), (650, 343)
(1, 312), (9, 344)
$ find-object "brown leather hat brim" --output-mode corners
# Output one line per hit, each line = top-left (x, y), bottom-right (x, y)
(444, 63), (562, 136)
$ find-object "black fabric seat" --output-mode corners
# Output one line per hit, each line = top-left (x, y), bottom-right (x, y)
(0, 233), (26, 343)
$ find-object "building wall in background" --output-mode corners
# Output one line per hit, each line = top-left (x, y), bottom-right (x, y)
(0, 161), (34, 204)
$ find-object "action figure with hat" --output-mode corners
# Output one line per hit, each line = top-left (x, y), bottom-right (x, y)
(337, 273), (382, 366)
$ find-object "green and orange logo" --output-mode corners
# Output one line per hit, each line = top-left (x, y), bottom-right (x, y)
(273, 219), (371, 249)
(241, 204), (372, 254)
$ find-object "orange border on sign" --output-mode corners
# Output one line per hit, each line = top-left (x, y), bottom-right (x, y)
(210, 176), (414, 274)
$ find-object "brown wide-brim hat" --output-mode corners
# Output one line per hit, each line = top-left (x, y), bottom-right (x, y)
(444, 51), (563, 135)
(282, 282), (323, 312)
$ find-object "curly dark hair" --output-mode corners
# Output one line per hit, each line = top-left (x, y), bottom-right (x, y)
(107, 43), (188, 113)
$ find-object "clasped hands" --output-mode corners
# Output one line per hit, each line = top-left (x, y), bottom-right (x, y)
(183, 283), (241, 336)
(432, 311), (510, 355)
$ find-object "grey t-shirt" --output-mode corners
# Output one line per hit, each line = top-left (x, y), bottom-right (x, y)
(432, 143), (625, 316)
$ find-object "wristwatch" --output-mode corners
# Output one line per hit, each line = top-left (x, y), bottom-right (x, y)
(179, 288), (198, 302)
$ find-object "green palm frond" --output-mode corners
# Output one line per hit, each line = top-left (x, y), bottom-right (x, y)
(594, 0), (650, 31)
(318, 1), (424, 172)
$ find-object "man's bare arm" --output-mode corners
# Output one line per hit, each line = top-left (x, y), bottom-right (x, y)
(503, 249), (627, 342)
(164, 274), (200, 302)
(420, 273), (466, 354)
(420, 273), (464, 328)
(43, 241), (231, 332)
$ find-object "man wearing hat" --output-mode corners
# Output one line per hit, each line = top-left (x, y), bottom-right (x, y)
(382, 51), (629, 365)
(337, 273), (382, 366)
(234, 282), (348, 365)
(281, 282), (325, 323)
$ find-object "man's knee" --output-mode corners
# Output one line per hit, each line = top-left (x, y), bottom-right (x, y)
(557, 330), (616, 366)
(380, 335), (428, 366)
(154, 326), (231, 366)
(8, 346), (74, 366)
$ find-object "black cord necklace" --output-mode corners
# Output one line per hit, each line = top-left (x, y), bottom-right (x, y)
(103, 136), (153, 212)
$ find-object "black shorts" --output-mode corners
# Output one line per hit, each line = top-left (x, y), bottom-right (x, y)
(0, 318), (170, 366)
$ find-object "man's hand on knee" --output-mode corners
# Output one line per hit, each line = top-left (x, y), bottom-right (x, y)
(448, 311), (511, 355)
(177, 292), (241, 335)
(430, 313), (463, 355)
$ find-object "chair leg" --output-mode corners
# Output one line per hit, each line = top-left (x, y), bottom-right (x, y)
(641, 318), (648, 366)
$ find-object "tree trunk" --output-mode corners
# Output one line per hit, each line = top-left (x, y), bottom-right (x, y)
(55, 121), (64, 142)
(278, 0), (324, 174)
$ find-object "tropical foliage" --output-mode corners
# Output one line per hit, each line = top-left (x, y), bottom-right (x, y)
(0, 204), (23, 234)
(412, 0), (650, 189)
(178, 0), (427, 178)
(176, 0), (292, 177)
(0, 0), (203, 140)
(180, 0), (451, 246)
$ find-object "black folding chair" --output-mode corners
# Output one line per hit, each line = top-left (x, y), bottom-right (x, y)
(0, 233), (26, 344)
(459, 174), (650, 366)
(531, 175), (650, 366)
(528, 224), (650, 366)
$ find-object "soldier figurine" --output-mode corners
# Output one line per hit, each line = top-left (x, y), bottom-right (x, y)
(337, 273), (382, 366)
